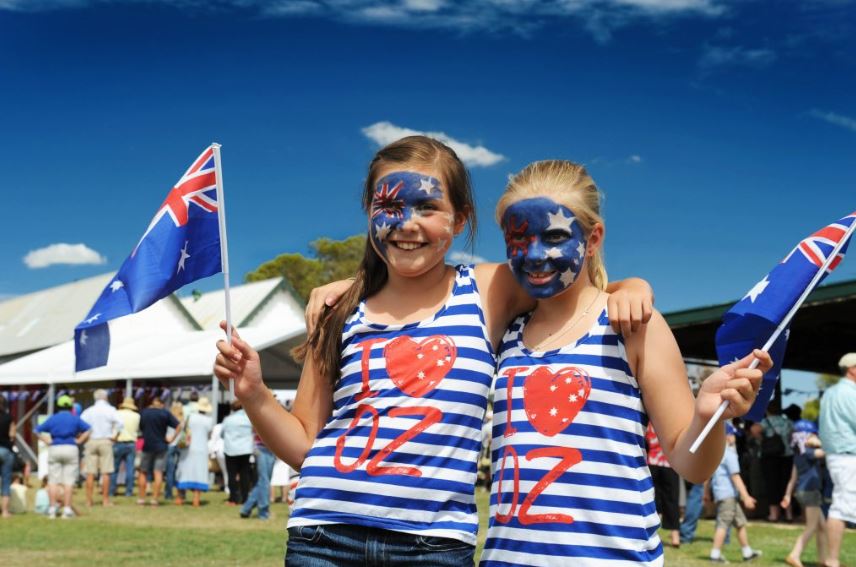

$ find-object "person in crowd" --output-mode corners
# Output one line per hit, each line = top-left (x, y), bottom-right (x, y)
(818, 352), (856, 567)
(0, 396), (16, 518)
(35, 395), (91, 519)
(208, 420), (228, 497)
(647, 422), (681, 548)
(34, 476), (50, 515)
(680, 481), (705, 544)
(221, 399), (253, 505)
(9, 473), (27, 514)
(110, 396), (140, 497)
(164, 400), (184, 501)
(138, 396), (181, 506)
(781, 419), (828, 567)
(175, 396), (214, 507)
(80, 389), (123, 507)
(760, 403), (794, 522)
(708, 423), (762, 563)
(184, 390), (199, 417)
(240, 432), (275, 520)
(214, 138), (654, 565)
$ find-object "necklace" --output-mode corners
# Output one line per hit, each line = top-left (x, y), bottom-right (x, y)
(529, 289), (603, 352)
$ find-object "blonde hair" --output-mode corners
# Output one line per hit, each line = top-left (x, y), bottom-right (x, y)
(170, 401), (184, 421)
(496, 160), (608, 290)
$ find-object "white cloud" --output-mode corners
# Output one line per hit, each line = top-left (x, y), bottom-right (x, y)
(447, 250), (488, 265)
(0, 1), (732, 41)
(23, 243), (107, 269)
(698, 44), (777, 71)
(627, 154), (643, 164)
(810, 108), (856, 133)
(362, 121), (505, 167)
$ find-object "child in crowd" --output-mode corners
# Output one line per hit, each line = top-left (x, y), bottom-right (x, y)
(709, 422), (762, 563)
(9, 473), (27, 514)
(34, 476), (50, 515)
(478, 160), (769, 566)
(781, 419), (827, 567)
(215, 137), (653, 565)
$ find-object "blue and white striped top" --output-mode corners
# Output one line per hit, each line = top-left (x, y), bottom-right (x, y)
(288, 265), (496, 545)
(480, 308), (663, 567)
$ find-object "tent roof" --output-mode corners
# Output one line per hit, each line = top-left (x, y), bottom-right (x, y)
(181, 277), (285, 329)
(665, 278), (856, 375)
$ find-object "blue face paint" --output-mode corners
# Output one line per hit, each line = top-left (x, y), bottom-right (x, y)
(502, 197), (587, 299)
(369, 171), (444, 258)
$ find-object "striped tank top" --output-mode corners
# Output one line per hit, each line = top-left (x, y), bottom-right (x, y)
(480, 308), (663, 567)
(288, 265), (496, 545)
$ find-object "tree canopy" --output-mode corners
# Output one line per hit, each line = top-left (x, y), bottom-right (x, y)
(245, 235), (365, 303)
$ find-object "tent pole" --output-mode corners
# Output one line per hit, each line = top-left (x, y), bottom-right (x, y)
(126, 378), (132, 399)
(48, 384), (55, 416)
(211, 374), (219, 423)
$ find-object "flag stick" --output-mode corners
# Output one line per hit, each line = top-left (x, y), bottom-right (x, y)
(689, 219), (856, 454)
(212, 143), (235, 400)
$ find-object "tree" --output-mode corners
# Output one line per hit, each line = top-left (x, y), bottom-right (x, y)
(817, 372), (841, 393)
(245, 235), (365, 302)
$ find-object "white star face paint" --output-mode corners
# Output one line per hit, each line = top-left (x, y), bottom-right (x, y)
(368, 170), (457, 275)
(502, 197), (587, 299)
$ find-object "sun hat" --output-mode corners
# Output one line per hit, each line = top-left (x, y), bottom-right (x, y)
(196, 397), (213, 414)
(793, 419), (818, 434)
(119, 397), (138, 411)
(56, 395), (73, 409)
(839, 353), (856, 371)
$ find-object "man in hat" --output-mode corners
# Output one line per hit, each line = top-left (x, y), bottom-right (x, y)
(818, 353), (856, 567)
(80, 389), (123, 507)
(110, 396), (140, 497)
(35, 395), (91, 518)
(138, 397), (181, 505)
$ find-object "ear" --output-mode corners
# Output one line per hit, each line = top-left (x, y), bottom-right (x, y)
(452, 207), (469, 237)
(586, 222), (604, 256)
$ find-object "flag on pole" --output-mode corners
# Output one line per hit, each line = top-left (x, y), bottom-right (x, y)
(715, 211), (856, 421)
(75, 146), (223, 371)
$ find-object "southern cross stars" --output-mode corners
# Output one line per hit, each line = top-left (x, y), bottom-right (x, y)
(109, 280), (124, 292)
(744, 276), (770, 303)
(177, 241), (191, 273)
(547, 208), (575, 233)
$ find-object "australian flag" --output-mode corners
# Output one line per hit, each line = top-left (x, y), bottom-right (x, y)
(716, 211), (856, 421)
(75, 146), (223, 371)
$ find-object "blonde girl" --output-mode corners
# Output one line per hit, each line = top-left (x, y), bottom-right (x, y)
(214, 138), (651, 566)
(480, 160), (771, 566)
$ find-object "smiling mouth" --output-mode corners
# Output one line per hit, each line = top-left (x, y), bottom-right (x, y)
(525, 270), (556, 285)
(389, 241), (427, 251)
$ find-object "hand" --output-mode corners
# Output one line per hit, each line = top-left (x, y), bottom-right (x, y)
(780, 496), (790, 509)
(742, 495), (757, 510)
(702, 492), (711, 505)
(695, 349), (772, 421)
(305, 279), (355, 334)
(607, 278), (653, 337)
(214, 321), (265, 403)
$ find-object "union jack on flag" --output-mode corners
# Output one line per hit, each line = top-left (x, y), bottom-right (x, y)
(716, 210), (856, 420)
(75, 145), (224, 372)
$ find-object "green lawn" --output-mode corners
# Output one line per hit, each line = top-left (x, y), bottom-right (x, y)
(1, 487), (854, 566)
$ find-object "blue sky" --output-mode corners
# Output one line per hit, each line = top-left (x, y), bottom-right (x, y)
(1, 1), (854, 399)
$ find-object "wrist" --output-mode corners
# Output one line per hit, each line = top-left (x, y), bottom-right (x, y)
(240, 383), (273, 409)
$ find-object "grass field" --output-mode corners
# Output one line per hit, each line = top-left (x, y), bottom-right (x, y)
(1, 487), (854, 566)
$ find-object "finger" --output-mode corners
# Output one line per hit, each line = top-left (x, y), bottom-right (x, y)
(215, 353), (242, 374)
(218, 322), (254, 359)
(607, 296), (621, 334)
(752, 349), (773, 373)
(218, 320), (244, 342)
(720, 350), (761, 373)
(629, 300), (642, 333)
(216, 339), (240, 358)
(727, 377), (754, 401)
(641, 298), (653, 323)
(213, 364), (236, 384)
(734, 368), (764, 393)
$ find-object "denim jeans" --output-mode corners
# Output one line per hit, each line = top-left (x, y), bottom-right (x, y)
(241, 446), (274, 519)
(0, 446), (14, 497)
(164, 445), (180, 500)
(680, 482), (703, 543)
(109, 442), (136, 496)
(285, 523), (475, 567)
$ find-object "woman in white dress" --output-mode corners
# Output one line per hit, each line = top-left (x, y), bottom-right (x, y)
(176, 397), (214, 507)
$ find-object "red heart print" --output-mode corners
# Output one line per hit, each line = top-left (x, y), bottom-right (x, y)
(384, 335), (457, 398)
(523, 366), (591, 437)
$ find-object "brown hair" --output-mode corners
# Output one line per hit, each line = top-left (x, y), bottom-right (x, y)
(496, 160), (608, 290)
(293, 135), (476, 386)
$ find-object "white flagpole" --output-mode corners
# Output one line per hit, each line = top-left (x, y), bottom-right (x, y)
(690, 219), (856, 454)
(212, 143), (235, 400)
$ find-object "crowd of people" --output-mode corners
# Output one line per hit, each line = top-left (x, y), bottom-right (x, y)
(0, 389), (298, 521)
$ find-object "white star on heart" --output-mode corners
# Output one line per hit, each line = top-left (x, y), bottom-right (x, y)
(549, 407), (558, 417)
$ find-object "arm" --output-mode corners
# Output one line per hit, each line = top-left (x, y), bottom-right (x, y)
(9, 421), (15, 441)
(731, 473), (756, 509)
(214, 322), (333, 470)
(76, 429), (91, 445)
(781, 464), (797, 509)
(626, 310), (770, 483)
(604, 277), (654, 337)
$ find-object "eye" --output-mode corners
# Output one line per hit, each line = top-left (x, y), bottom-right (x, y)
(543, 230), (571, 244)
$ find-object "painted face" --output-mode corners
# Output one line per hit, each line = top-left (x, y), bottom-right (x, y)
(502, 197), (587, 299)
(369, 170), (456, 272)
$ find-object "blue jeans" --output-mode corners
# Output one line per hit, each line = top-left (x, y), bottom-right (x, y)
(285, 523), (475, 567)
(109, 442), (136, 496)
(0, 447), (14, 497)
(241, 447), (274, 519)
(680, 482), (703, 543)
(164, 445), (180, 500)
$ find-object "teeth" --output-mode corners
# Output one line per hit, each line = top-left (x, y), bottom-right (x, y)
(393, 242), (422, 250)
(528, 271), (555, 278)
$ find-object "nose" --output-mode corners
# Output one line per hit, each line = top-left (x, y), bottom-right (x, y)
(523, 238), (548, 268)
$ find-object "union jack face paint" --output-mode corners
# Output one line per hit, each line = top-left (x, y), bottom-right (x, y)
(369, 171), (445, 259)
(502, 197), (587, 299)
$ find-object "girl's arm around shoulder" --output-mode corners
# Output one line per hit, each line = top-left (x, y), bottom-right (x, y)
(474, 263), (535, 348)
(214, 321), (332, 470)
(625, 310), (771, 483)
